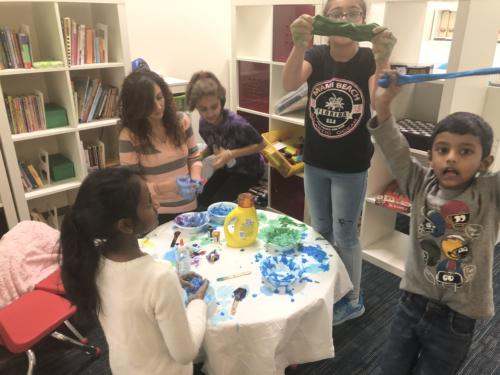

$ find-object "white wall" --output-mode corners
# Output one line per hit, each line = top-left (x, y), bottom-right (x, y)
(124, 0), (232, 105)
(124, 0), (231, 142)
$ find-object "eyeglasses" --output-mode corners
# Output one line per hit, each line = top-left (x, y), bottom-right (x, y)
(327, 10), (364, 22)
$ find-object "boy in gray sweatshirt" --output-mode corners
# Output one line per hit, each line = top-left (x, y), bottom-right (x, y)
(368, 72), (499, 375)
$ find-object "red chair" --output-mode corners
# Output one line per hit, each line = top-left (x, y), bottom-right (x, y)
(0, 290), (100, 375)
(34, 268), (65, 295)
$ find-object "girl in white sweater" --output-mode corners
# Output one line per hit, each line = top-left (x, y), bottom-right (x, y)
(60, 167), (208, 374)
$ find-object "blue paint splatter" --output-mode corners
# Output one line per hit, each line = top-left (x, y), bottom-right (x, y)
(163, 248), (176, 264)
(252, 293), (258, 298)
(255, 253), (263, 262)
(300, 244), (330, 273)
(260, 285), (274, 296)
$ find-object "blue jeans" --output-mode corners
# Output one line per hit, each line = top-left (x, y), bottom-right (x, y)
(304, 163), (367, 300)
(381, 291), (475, 375)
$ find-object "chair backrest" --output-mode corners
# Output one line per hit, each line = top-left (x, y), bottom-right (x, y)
(0, 290), (76, 353)
(35, 268), (65, 295)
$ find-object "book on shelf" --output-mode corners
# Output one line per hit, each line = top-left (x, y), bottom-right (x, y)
(0, 25), (33, 69)
(73, 77), (118, 123)
(0, 39), (7, 69)
(61, 17), (108, 65)
(18, 161), (44, 192)
(4, 89), (46, 134)
(62, 17), (72, 66)
(81, 140), (106, 172)
(95, 23), (108, 63)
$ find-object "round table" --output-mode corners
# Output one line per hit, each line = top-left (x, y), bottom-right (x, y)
(140, 210), (352, 375)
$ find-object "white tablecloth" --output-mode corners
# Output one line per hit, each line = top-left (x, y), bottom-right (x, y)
(141, 210), (352, 375)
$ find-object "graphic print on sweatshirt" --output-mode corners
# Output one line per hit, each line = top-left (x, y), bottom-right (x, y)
(309, 78), (365, 139)
(417, 200), (482, 291)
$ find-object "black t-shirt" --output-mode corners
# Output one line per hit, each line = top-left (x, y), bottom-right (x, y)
(304, 45), (375, 172)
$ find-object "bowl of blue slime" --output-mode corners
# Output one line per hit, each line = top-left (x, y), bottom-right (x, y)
(174, 212), (209, 234)
(207, 201), (237, 225)
(260, 254), (303, 289)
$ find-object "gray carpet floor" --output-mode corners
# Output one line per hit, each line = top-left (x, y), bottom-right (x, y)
(2, 253), (499, 374)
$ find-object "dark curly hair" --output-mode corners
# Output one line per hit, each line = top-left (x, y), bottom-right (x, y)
(186, 71), (226, 111)
(60, 167), (143, 322)
(119, 70), (185, 150)
(430, 112), (493, 158)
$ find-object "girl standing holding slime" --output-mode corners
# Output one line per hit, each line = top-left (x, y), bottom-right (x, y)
(119, 70), (203, 224)
(60, 167), (209, 375)
(283, 0), (396, 325)
(186, 71), (265, 209)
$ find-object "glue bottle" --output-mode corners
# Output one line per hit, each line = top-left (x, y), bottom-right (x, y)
(176, 239), (191, 276)
(224, 193), (259, 247)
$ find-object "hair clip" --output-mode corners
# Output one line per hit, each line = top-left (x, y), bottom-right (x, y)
(93, 238), (107, 248)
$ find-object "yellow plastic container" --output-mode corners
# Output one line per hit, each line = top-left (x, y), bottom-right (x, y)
(224, 193), (259, 248)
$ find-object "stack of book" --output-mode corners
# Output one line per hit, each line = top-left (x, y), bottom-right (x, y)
(0, 25), (33, 70)
(61, 17), (107, 66)
(4, 91), (46, 134)
(81, 140), (105, 173)
(72, 77), (119, 123)
(18, 161), (44, 192)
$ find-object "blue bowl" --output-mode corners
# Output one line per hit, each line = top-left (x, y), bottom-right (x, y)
(207, 201), (237, 225)
(260, 255), (303, 289)
(174, 212), (209, 234)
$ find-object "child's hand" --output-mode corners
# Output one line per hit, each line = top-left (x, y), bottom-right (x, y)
(373, 70), (401, 123)
(179, 272), (201, 289)
(192, 178), (204, 195)
(290, 14), (313, 48)
(212, 148), (233, 170)
(190, 279), (209, 301)
(371, 26), (397, 67)
(176, 176), (197, 200)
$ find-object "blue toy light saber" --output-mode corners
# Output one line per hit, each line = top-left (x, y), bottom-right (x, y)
(378, 66), (500, 88)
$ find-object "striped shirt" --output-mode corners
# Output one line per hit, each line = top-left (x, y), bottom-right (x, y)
(119, 113), (202, 214)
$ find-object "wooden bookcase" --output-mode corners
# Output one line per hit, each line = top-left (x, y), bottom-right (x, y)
(0, 0), (130, 228)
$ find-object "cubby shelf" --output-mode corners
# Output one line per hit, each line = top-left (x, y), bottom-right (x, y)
(0, 0), (130, 226)
(231, 1), (321, 223)
(24, 179), (81, 200)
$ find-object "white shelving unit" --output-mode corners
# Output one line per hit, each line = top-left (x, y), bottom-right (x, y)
(359, 0), (500, 277)
(0, 0), (130, 227)
(231, 0), (500, 277)
(0, 140), (17, 232)
(230, 0), (324, 222)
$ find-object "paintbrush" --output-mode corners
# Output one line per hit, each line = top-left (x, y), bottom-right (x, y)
(216, 271), (252, 282)
(170, 231), (181, 248)
(230, 287), (247, 315)
(378, 66), (500, 88)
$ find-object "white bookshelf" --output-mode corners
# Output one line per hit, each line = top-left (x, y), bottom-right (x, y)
(359, 0), (500, 277)
(231, 0), (500, 277)
(0, 141), (17, 230)
(0, 0), (130, 227)
(230, 1), (323, 222)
